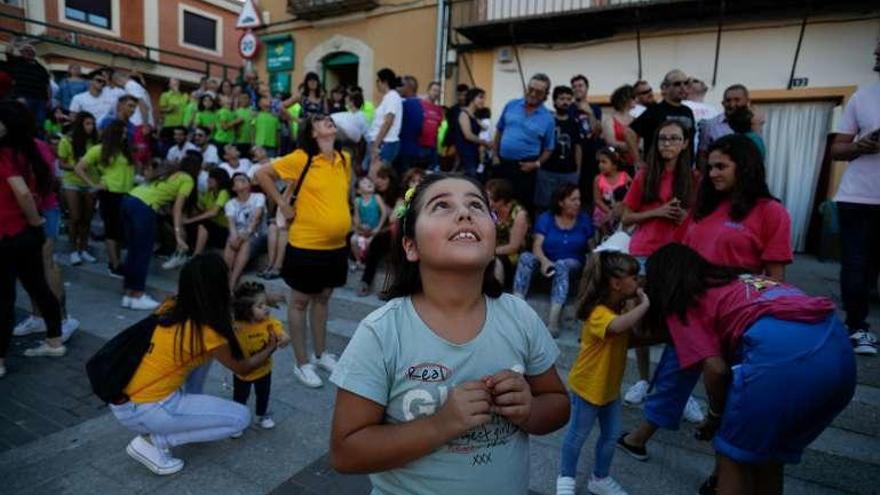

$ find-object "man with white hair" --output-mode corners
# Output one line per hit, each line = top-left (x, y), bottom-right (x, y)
(625, 69), (696, 160)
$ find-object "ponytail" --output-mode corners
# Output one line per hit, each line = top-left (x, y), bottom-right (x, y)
(575, 251), (640, 320)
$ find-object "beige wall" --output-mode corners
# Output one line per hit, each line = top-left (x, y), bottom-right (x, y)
(257, 0), (437, 103)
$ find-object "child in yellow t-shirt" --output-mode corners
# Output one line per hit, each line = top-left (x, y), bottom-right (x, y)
(231, 282), (289, 435)
(556, 251), (648, 495)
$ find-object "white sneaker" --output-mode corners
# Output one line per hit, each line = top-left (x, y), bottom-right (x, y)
(0, 365), (6, 378)
(310, 352), (338, 373)
(79, 250), (97, 263)
(851, 330), (878, 356)
(623, 380), (649, 405)
(13, 316), (46, 336)
(293, 363), (323, 388)
(683, 396), (705, 424)
(161, 252), (188, 270)
(121, 296), (132, 308)
(230, 430), (244, 439)
(23, 342), (67, 358)
(69, 251), (82, 266)
(125, 435), (184, 476)
(587, 475), (628, 495)
(555, 475), (576, 495)
(258, 415), (275, 429)
(61, 318), (79, 343)
(129, 294), (161, 311)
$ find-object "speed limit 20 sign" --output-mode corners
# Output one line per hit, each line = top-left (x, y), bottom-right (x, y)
(239, 31), (260, 59)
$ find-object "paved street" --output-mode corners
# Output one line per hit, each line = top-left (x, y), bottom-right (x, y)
(1, 245), (878, 495)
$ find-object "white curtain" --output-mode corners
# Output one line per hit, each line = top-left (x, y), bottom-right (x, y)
(760, 102), (834, 251)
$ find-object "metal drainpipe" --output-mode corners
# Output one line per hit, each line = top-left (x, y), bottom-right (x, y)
(434, 0), (446, 97)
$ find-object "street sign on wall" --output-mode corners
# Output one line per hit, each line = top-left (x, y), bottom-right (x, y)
(237, 0), (263, 29)
(266, 37), (294, 72)
(239, 31), (260, 59)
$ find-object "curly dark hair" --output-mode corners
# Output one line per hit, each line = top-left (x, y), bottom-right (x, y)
(610, 84), (635, 112)
(70, 111), (98, 160)
(642, 120), (694, 209)
(694, 134), (775, 222)
(383, 173), (502, 300)
(233, 280), (266, 322)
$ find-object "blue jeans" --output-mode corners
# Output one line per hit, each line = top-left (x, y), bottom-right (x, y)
(643, 345), (701, 430)
(513, 252), (582, 305)
(560, 394), (621, 478)
(121, 196), (157, 292)
(109, 389), (250, 451)
(837, 202), (880, 330)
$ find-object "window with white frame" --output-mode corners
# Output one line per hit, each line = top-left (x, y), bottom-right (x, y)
(181, 8), (219, 53)
(64, 0), (112, 30)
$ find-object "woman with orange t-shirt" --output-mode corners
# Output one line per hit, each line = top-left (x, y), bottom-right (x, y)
(109, 254), (279, 476)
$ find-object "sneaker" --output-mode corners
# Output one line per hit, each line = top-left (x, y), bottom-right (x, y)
(61, 318), (80, 343)
(555, 476), (576, 495)
(129, 294), (161, 311)
(624, 380), (649, 405)
(23, 342), (67, 358)
(0, 365), (5, 378)
(698, 475), (718, 495)
(69, 251), (82, 266)
(107, 265), (124, 279)
(684, 396), (705, 424)
(230, 430), (244, 439)
(311, 353), (338, 373)
(587, 474), (628, 495)
(293, 363), (323, 388)
(161, 251), (188, 270)
(259, 415), (275, 429)
(13, 316), (46, 336)
(121, 296), (132, 308)
(851, 330), (878, 356)
(79, 250), (97, 263)
(125, 435), (184, 476)
(616, 433), (648, 461)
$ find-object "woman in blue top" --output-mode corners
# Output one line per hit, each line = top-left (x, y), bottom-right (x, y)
(513, 182), (593, 336)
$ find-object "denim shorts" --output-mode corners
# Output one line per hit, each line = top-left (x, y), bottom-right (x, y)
(713, 315), (856, 464)
(42, 207), (61, 240)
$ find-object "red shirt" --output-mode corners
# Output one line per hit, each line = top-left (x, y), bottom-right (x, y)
(623, 168), (689, 256)
(0, 148), (36, 238)
(681, 198), (792, 273)
(418, 99), (444, 148)
(34, 140), (58, 211)
(667, 276), (835, 369)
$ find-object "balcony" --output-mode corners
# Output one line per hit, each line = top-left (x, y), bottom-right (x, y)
(452, 0), (879, 47)
(287, 0), (379, 21)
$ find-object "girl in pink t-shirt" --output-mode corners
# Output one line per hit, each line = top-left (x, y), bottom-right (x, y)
(642, 243), (855, 495)
(592, 146), (631, 234)
(619, 120), (698, 407)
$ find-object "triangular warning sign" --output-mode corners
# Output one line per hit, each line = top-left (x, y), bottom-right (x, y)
(237, 0), (262, 29)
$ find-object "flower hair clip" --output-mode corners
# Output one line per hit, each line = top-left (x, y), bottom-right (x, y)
(394, 186), (417, 220)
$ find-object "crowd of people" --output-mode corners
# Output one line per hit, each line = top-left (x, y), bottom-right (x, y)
(1, 34), (878, 495)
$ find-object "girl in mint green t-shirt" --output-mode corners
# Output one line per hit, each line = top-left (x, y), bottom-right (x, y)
(194, 94), (218, 135)
(328, 174), (569, 494)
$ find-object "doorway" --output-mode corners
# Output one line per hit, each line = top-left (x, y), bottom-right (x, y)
(322, 51), (359, 91)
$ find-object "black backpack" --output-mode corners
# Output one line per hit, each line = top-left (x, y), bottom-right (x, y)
(86, 314), (158, 403)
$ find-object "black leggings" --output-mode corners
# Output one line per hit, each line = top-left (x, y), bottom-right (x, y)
(361, 229), (392, 287)
(1, 226), (62, 358)
(233, 372), (271, 417)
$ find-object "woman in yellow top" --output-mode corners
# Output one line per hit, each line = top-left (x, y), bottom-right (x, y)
(119, 155), (200, 311)
(556, 252), (648, 495)
(59, 111), (99, 265)
(110, 254), (280, 476)
(255, 114), (352, 389)
(75, 120), (134, 277)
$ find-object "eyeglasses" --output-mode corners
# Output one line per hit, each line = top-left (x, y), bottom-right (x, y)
(526, 86), (547, 96)
(658, 135), (684, 144)
(668, 80), (688, 87)
(636, 88), (653, 96)
(94, 79), (106, 85)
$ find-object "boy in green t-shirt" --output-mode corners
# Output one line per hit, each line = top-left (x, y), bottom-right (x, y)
(214, 95), (236, 146)
(193, 94), (217, 135)
(182, 92), (199, 130)
(232, 93), (255, 158)
(254, 97), (280, 157)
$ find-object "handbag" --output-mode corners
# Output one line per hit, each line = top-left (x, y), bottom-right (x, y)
(86, 314), (158, 403)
